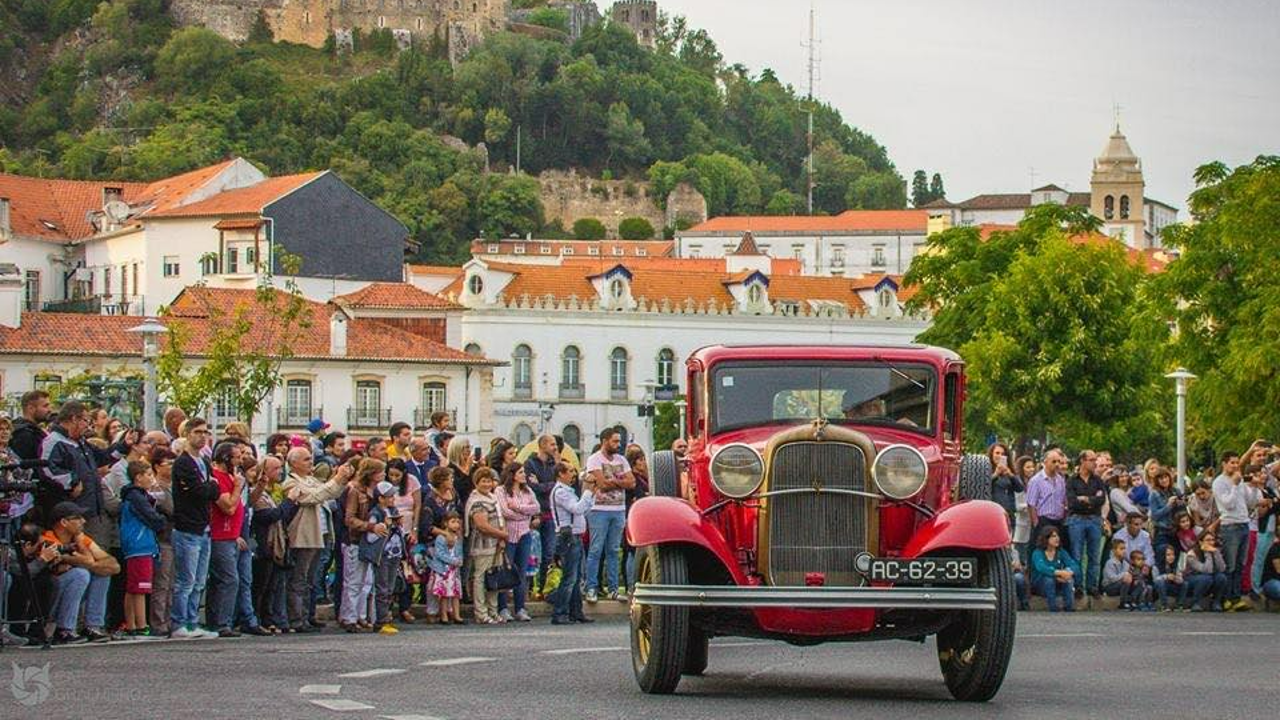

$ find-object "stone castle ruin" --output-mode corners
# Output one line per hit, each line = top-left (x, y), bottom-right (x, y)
(537, 169), (706, 239)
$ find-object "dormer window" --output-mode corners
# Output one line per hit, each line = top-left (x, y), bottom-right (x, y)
(609, 278), (625, 299)
(747, 284), (763, 304)
(468, 274), (484, 295)
(879, 288), (895, 309)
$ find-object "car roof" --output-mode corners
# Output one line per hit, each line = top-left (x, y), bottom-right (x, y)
(689, 344), (962, 368)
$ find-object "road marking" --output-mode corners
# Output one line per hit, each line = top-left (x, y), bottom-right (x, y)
(1019, 633), (1106, 638)
(300, 684), (342, 695)
(419, 657), (496, 667)
(310, 699), (376, 711)
(380, 715), (447, 720)
(339, 668), (408, 678)
(542, 646), (628, 655)
(1180, 631), (1274, 637)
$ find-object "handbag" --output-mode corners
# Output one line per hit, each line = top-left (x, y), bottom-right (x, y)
(483, 549), (521, 592)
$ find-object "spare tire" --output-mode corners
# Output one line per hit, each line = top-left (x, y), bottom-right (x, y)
(957, 454), (993, 501)
(650, 450), (679, 498)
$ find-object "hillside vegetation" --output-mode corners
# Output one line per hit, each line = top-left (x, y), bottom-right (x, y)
(0, 0), (906, 263)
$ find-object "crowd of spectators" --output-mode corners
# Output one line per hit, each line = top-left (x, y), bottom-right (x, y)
(0, 390), (659, 646)
(991, 443), (1280, 613)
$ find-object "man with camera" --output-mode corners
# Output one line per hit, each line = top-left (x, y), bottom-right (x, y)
(40, 501), (121, 644)
(38, 401), (107, 533)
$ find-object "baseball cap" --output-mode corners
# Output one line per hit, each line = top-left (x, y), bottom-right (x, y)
(51, 501), (85, 523)
(375, 481), (396, 498)
(307, 419), (330, 434)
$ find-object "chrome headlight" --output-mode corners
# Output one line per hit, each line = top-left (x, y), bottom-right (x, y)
(709, 444), (764, 498)
(872, 444), (928, 499)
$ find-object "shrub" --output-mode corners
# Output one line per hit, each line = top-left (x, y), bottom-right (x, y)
(618, 217), (655, 240)
(573, 218), (607, 240)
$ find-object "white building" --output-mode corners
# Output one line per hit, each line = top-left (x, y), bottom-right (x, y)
(923, 125), (1179, 249)
(0, 157), (409, 319)
(0, 273), (499, 446)
(435, 239), (929, 452)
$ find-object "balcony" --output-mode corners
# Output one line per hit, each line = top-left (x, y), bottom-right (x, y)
(278, 406), (323, 429)
(413, 408), (456, 430)
(347, 408), (392, 430)
(42, 294), (144, 316)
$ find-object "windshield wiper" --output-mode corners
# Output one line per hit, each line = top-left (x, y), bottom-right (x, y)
(874, 356), (926, 390)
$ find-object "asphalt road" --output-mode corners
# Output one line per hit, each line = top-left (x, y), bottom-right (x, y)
(4, 611), (1275, 719)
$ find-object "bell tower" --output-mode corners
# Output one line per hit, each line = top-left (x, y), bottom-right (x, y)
(1090, 124), (1147, 248)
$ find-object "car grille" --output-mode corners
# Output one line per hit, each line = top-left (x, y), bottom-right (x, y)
(766, 441), (868, 586)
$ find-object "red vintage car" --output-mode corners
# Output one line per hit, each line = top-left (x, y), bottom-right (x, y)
(626, 344), (1013, 701)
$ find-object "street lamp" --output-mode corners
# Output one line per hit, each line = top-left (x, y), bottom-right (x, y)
(127, 317), (167, 431)
(674, 399), (688, 442)
(639, 379), (659, 453)
(1165, 367), (1196, 492)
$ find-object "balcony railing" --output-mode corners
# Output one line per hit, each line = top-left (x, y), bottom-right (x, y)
(42, 294), (144, 316)
(347, 408), (392, 430)
(278, 406), (323, 429)
(413, 408), (456, 430)
(559, 384), (584, 400)
(654, 384), (679, 401)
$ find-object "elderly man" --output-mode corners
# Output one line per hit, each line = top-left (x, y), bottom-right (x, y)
(1026, 449), (1069, 550)
(281, 447), (349, 632)
(39, 401), (104, 532)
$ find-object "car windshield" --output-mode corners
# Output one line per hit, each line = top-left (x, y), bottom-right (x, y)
(710, 362), (936, 435)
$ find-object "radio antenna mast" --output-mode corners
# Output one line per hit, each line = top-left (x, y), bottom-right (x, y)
(802, 3), (820, 214)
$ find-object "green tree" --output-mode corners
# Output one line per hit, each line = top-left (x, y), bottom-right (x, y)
(911, 170), (930, 207)
(1152, 156), (1280, 449)
(247, 9), (274, 44)
(484, 107), (512, 146)
(154, 27), (236, 95)
(573, 217), (607, 240)
(653, 401), (682, 453)
(618, 216), (655, 240)
(765, 188), (801, 215)
(478, 174), (544, 239)
(527, 8), (569, 33)
(604, 101), (651, 167)
(929, 172), (945, 202)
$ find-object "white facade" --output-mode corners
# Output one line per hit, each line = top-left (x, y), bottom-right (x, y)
(0, 352), (489, 447)
(675, 230), (928, 276)
(1, 236), (70, 311)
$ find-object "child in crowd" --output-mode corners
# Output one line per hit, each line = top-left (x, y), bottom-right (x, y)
(1128, 549), (1154, 611)
(1129, 473), (1151, 512)
(119, 460), (166, 636)
(1153, 545), (1186, 611)
(363, 481), (405, 635)
(429, 512), (465, 624)
(1174, 512), (1199, 553)
(1103, 540), (1143, 609)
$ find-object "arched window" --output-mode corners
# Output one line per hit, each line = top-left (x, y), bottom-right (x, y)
(464, 342), (483, 357)
(609, 278), (625, 299)
(512, 344), (532, 399)
(512, 423), (535, 446)
(610, 347), (629, 399)
(1104, 195), (1115, 220)
(1119, 195), (1130, 219)
(657, 348), (675, 388)
(747, 283), (763, 304)
(562, 423), (582, 452)
(561, 346), (582, 397)
(468, 274), (484, 295)
(879, 289), (895, 309)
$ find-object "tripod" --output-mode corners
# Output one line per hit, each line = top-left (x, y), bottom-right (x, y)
(0, 515), (51, 650)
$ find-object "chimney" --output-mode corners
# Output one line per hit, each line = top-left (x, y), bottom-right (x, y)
(0, 197), (10, 238)
(329, 309), (348, 356)
(0, 263), (23, 329)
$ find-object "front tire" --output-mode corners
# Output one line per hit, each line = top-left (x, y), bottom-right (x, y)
(650, 450), (680, 498)
(936, 548), (1016, 702)
(682, 627), (709, 676)
(957, 454), (993, 501)
(630, 545), (690, 694)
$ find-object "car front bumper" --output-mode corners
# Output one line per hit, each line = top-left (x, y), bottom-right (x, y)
(632, 584), (997, 610)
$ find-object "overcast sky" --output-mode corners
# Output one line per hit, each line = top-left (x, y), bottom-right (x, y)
(656, 0), (1279, 208)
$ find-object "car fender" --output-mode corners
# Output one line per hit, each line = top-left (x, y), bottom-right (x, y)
(626, 496), (745, 583)
(899, 500), (1012, 558)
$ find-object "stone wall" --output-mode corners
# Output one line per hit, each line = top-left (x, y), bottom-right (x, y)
(169, 0), (509, 58)
(537, 170), (705, 239)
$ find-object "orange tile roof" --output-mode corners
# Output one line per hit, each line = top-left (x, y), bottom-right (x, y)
(331, 282), (461, 310)
(212, 218), (264, 230)
(145, 172), (324, 218)
(0, 287), (493, 364)
(134, 159), (240, 215)
(449, 260), (905, 312)
(0, 174), (148, 242)
(407, 264), (465, 277)
(686, 210), (928, 234)
(470, 239), (674, 255)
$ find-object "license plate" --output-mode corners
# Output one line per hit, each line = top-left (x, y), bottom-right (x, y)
(860, 556), (977, 585)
